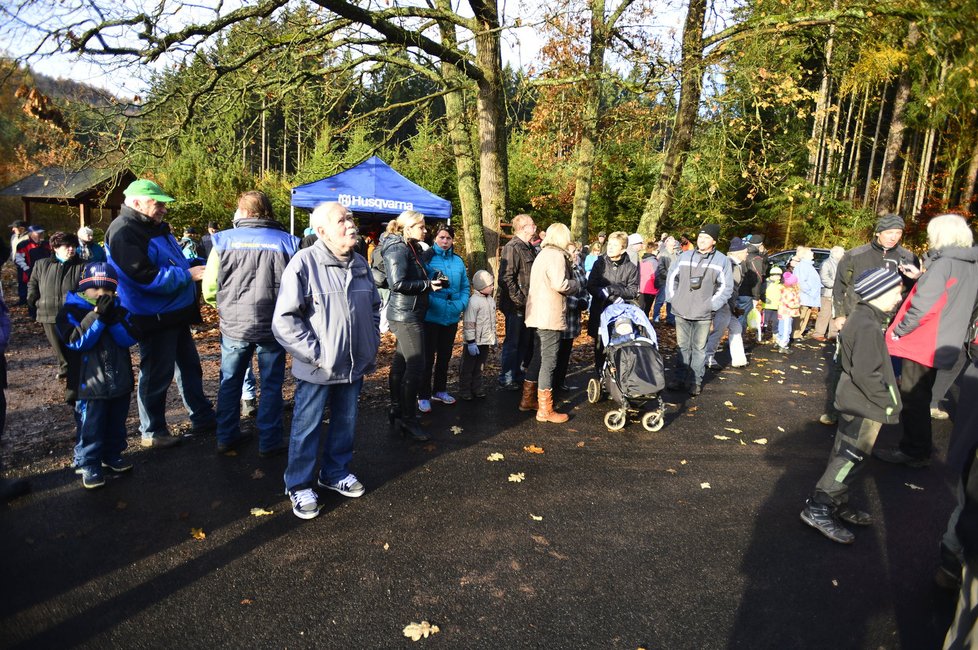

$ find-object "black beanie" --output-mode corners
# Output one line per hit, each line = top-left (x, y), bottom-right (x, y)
(699, 223), (721, 242)
(875, 214), (905, 233)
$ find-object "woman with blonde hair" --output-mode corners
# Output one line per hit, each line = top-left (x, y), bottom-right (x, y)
(521, 223), (580, 423)
(875, 213), (978, 469)
(381, 210), (446, 441)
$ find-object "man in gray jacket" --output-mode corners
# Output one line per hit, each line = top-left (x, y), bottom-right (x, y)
(273, 202), (381, 520)
(665, 224), (732, 396)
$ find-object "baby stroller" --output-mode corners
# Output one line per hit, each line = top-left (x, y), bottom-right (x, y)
(587, 302), (667, 431)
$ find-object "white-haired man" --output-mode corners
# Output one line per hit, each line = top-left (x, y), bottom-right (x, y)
(273, 202), (381, 520)
(105, 179), (216, 449)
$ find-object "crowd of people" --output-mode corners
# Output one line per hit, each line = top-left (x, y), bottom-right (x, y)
(1, 180), (977, 645)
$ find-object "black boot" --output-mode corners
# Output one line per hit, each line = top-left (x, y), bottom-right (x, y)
(800, 498), (854, 544)
(399, 416), (430, 442)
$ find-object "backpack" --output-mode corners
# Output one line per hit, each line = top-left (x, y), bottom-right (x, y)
(370, 246), (388, 289)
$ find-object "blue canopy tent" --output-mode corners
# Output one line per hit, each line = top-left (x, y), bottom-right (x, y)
(289, 156), (452, 234)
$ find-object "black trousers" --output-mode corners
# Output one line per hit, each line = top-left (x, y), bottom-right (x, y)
(420, 322), (458, 399)
(388, 320), (425, 422)
(898, 358), (938, 459)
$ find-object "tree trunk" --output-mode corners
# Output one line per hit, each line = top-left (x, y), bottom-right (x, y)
(912, 127), (935, 216)
(847, 84), (870, 198)
(471, 0), (508, 273)
(876, 22), (919, 215)
(863, 84), (887, 206)
(823, 90), (842, 186)
(962, 133), (978, 212)
(438, 7), (485, 271)
(569, 0), (608, 244)
(835, 92), (856, 183)
(807, 0), (838, 185)
(636, 0), (707, 238)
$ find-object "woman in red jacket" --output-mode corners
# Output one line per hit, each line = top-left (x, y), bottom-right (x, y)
(875, 214), (978, 468)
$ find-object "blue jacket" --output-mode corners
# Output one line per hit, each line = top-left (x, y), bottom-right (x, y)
(794, 259), (821, 308)
(423, 245), (469, 326)
(57, 291), (140, 401)
(105, 206), (201, 332)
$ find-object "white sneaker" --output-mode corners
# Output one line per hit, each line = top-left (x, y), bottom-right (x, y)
(930, 407), (950, 420)
(289, 488), (321, 520)
(418, 399), (432, 413)
(432, 392), (456, 405)
(319, 473), (366, 498)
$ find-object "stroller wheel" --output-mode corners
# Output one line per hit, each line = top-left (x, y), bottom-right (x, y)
(642, 411), (665, 432)
(604, 409), (627, 431)
(587, 377), (603, 404)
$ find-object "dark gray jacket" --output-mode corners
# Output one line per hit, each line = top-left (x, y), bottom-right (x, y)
(27, 256), (84, 324)
(273, 241), (381, 385)
(202, 217), (299, 342)
(381, 234), (432, 323)
(497, 236), (537, 315)
(665, 249), (733, 320)
(833, 240), (917, 319)
(586, 254), (639, 338)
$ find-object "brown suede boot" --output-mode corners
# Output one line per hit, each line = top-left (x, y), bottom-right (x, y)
(518, 381), (539, 411)
(535, 388), (569, 423)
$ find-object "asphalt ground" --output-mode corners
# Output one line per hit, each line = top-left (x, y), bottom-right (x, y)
(0, 339), (961, 649)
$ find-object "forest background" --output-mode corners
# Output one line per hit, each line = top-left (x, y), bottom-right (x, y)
(1, 0), (976, 271)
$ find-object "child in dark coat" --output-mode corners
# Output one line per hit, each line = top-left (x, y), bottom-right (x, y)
(57, 262), (140, 489)
(800, 267), (904, 544)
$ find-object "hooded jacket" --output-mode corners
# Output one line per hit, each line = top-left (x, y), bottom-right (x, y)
(887, 246), (978, 369)
(586, 254), (639, 338)
(665, 248), (733, 321)
(835, 300), (902, 423)
(272, 240), (381, 385)
(423, 244), (470, 326)
(105, 205), (201, 333)
(202, 217), (299, 342)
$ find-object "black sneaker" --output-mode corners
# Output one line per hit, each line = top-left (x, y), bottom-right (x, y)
(258, 443), (288, 459)
(102, 458), (134, 473)
(216, 432), (253, 454)
(81, 468), (106, 490)
(872, 447), (931, 468)
(689, 384), (702, 397)
(800, 499), (854, 544)
(187, 420), (218, 437)
(835, 504), (872, 526)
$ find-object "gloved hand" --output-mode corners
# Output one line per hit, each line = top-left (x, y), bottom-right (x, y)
(600, 286), (617, 301)
(95, 294), (115, 320)
(467, 343), (480, 356)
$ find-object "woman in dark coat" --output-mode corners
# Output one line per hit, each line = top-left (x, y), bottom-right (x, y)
(586, 231), (639, 372)
(27, 231), (84, 380)
(381, 211), (445, 442)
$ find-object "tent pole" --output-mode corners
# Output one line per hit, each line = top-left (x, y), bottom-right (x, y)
(290, 205), (295, 236)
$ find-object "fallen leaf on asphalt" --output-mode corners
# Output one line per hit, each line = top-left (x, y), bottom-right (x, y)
(403, 621), (440, 641)
(802, 370), (812, 374)
(190, 528), (206, 540)
(530, 514), (543, 521)
(116, 501), (127, 510)
(450, 425), (463, 435)
(487, 452), (504, 462)
(753, 438), (768, 445)
(831, 579), (839, 587)
(383, 542), (390, 550)
(700, 482), (711, 489)
(666, 468), (677, 474)
(747, 413), (756, 417)
(680, 459), (688, 465)
(723, 401), (734, 407)
(251, 469), (265, 480)
(714, 435), (731, 440)
(726, 418), (733, 422)
(777, 426), (785, 432)
(250, 508), (274, 517)
(736, 392), (746, 396)
(790, 365), (799, 369)
(240, 599), (253, 605)
(523, 444), (545, 454)
(905, 483), (925, 491)
(750, 372), (760, 376)
(576, 441), (585, 448)
(508, 473), (526, 483)
(724, 427), (742, 434)
(687, 406), (699, 412)
(740, 439), (746, 446)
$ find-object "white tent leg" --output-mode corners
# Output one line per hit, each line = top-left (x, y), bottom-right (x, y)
(290, 205), (295, 236)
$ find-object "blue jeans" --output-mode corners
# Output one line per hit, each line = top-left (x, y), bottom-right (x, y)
(499, 312), (532, 385)
(74, 395), (130, 469)
(777, 316), (793, 348)
(137, 325), (215, 439)
(284, 378), (362, 492)
(673, 316), (711, 387)
(216, 336), (285, 451)
(652, 291), (673, 323)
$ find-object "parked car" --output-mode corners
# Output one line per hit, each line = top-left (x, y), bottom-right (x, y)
(766, 247), (832, 272)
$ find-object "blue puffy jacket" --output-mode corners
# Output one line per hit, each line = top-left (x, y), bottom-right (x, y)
(423, 244), (470, 326)
(105, 206), (201, 333)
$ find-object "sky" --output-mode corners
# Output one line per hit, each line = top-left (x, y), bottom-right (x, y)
(9, 0), (701, 97)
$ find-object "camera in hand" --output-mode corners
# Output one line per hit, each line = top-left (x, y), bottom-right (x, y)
(432, 271), (449, 288)
(688, 275), (704, 291)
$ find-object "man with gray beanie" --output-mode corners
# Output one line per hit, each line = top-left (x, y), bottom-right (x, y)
(819, 214), (919, 425)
